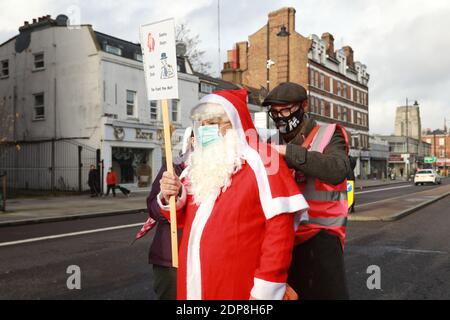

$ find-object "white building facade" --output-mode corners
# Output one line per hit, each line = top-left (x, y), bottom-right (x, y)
(0, 15), (199, 191)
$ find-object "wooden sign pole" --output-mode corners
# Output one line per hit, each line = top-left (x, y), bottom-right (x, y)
(161, 99), (178, 268)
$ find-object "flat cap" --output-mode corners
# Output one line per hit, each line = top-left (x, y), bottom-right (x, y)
(262, 82), (308, 107)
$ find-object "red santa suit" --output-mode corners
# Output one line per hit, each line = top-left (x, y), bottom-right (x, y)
(158, 89), (308, 300)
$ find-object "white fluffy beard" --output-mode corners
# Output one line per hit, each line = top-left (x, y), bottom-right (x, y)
(186, 129), (244, 205)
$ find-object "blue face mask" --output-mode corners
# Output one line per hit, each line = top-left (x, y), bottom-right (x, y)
(197, 125), (220, 147)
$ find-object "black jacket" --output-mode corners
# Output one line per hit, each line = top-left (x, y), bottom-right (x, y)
(284, 117), (350, 185)
(88, 169), (99, 186)
(146, 163), (184, 267)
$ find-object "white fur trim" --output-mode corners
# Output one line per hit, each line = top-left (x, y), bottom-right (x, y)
(251, 278), (286, 300)
(186, 196), (216, 300)
(244, 146), (309, 220)
(156, 185), (187, 211)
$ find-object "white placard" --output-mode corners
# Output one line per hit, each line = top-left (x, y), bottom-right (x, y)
(140, 18), (179, 101)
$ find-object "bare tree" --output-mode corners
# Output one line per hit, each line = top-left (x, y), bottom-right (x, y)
(176, 23), (212, 75)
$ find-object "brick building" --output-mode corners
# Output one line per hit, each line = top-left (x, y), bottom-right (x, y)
(221, 7), (371, 177)
(422, 129), (450, 175)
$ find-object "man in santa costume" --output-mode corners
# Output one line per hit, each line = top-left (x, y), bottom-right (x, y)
(158, 89), (308, 300)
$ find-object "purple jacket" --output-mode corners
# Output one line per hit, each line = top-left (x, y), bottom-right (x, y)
(147, 163), (184, 267)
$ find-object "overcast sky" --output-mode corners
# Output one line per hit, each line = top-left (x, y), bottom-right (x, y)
(1, 0), (449, 134)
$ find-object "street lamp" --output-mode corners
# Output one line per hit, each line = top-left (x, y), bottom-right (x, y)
(266, 24), (290, 128)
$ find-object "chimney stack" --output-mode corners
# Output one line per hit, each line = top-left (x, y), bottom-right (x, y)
(321, 33), (335, 58)
(342, 46), (354, 68)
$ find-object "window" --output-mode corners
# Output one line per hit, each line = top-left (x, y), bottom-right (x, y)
(336, 105), (342, 120)
(357, 112), (362, 125)
(342, 84), (347, 98)
(33, 53), (44, 70)
(352, 136), (359, 149)
(150, 100), (158, 120)
(314, 72), (319, 88)
(33, 93), (45, 120)
(126, 90), (136, 117)
(1, 59), (9, 77)
(356, 90), (361, 104)
(342, 107), (348, 122)
(309, 69), (314, 85)
(320, 100), (325, 115)
(319, 74), (325, 90)
(337, 81), (341, 96)
(439, 138), (445, 146)
(200, 82), (215, 94)
(171, 100), (179, 122)
(135, 53), (143, 62)
(440, 149), (445, 157)
(309, 97), (315, 114)
(105, 45), (122, 56)
(426, 138), (431, 144)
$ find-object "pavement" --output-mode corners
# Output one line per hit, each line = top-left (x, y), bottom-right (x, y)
(349, 180), (450, 221)
(0, 191), (149, 227)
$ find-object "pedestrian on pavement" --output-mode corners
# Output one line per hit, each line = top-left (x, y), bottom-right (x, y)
(146, 127), (192, 300)
(105, 167), (131, 197)
(158, 89), (308, 300)
(105, 167), (118, 197)
(263, 82), (351, 300)
(88, 165), (100, 197)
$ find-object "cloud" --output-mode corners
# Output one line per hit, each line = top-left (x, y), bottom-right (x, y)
(1, 0), (449, 134)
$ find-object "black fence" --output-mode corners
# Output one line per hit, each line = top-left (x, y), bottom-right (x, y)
(0, 139), (101, 192)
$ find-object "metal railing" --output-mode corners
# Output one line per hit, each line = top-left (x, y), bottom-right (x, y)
(0, 139), (100, 192)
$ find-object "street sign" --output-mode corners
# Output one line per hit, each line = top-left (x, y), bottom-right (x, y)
(140, 18), (179, 101)
(424, 156), (437, 164)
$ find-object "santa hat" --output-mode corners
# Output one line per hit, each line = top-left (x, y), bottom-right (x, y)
(195, 89), (308, 220)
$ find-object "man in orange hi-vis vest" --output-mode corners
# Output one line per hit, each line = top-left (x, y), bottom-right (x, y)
(264, 82), (352, 300)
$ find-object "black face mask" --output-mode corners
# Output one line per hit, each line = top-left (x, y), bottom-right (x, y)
(272, 108), (304, 134)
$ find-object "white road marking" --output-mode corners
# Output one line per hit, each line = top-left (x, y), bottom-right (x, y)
(355, 184), (413, 195)
(0, 223), (144, 248)
(394, 248), (447, 255)
(347, 244), (447, 255)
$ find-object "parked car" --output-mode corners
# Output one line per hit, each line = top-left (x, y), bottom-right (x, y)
(414, 169), (442, 185)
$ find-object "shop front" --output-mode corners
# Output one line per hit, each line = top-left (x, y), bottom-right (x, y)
(103, 121), (163, 190)
(388, 154), (405, 180)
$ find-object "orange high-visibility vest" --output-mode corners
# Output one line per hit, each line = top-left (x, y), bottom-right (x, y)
(295, 123), (349, 248)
